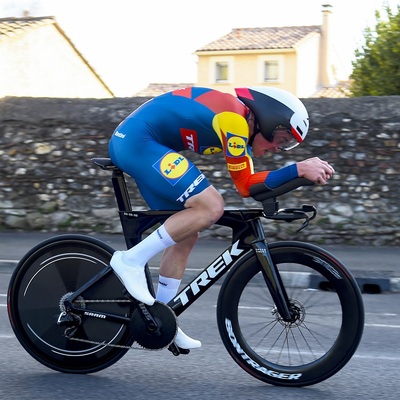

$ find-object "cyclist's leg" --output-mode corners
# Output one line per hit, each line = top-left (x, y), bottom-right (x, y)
(109, 122), (222, 348)
(163, 186), (224, 241)
(158, 233), (199, 280)
(143, 187), (223, 349)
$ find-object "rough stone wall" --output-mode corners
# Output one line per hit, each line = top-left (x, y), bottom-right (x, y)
(0, 96), (399, 246)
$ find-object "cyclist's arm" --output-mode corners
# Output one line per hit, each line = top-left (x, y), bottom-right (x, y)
(213, 112), (300, 197)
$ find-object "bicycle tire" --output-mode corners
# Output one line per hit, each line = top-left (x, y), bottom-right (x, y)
(216, 241), (364, 387)
(7, 234), (134, 374)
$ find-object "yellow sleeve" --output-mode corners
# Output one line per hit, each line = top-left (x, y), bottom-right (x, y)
(212, 112), (271, 197)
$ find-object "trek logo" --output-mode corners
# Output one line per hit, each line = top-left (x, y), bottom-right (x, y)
(114, 130), (126, 139)
(180, 128), (199, 152)
(173, 241), (244, 305)
(176, 173), (206, 203)
(225, 318), (302, 380)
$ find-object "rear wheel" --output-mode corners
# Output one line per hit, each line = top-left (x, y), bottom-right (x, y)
(217, 242), (364, 386)
(8, 235), (134, 373)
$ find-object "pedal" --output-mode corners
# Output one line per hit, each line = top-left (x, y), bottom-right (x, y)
(168, 343), (190, 356)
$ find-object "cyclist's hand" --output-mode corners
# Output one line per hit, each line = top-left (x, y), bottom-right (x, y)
(297, 157), (335, 185)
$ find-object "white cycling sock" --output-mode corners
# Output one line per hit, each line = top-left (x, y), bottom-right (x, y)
(156, 275), (181, 303)
(122, 224), (176, 266)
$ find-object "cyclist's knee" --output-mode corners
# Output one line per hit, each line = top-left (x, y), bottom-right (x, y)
(186, 186), (224, 225)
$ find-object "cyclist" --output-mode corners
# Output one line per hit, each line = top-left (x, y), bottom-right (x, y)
(108, 86), (335, 350)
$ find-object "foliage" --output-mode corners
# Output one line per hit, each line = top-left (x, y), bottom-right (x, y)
(350, 5), (400, 96)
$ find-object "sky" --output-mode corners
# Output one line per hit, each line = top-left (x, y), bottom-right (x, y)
(1, 0), (398, 96)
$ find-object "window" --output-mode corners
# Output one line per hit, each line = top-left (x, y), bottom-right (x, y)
(264, 61), (279, 81)
(210, 57), (233, 84)
(258, 55), (284, 83)
(216, 62), (229, 82)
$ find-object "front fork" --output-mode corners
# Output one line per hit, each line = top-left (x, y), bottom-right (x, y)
(248, 220), (293, 322)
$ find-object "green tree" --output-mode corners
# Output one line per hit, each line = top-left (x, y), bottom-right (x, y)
(350, 5), (400, 96)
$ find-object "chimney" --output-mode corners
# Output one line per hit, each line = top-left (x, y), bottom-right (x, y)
(319, 4), (335, 87)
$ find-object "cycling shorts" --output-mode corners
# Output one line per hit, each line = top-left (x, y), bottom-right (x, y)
(108, 118), (211, 210)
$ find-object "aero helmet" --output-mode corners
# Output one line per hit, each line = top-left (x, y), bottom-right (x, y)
(235, 87), (309, 150)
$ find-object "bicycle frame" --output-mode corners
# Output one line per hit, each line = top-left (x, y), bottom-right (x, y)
(64, 163), (295, 323)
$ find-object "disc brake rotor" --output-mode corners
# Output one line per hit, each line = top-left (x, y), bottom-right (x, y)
(130, 301), (177, 350)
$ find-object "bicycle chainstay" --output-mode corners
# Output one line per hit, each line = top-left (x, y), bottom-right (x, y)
(61, 298), (176, 351)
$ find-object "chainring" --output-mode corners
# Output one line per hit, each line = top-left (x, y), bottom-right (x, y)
(130, 301), (177, 350)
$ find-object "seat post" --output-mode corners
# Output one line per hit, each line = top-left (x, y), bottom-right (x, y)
(111, 168), (132, 212)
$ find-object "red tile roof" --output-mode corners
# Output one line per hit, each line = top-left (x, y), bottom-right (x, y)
(196, 25), (321, 52)
(134, 83), (195, 97)
(313, 81), (352, 98)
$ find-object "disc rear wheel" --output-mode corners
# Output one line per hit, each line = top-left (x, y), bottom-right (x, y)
(8, 235), (134, 373)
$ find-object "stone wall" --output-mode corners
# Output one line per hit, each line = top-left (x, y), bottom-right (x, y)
(0, 96), (399, 246)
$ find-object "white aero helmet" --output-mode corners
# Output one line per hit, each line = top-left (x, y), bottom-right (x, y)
(235, 87), (309, 150)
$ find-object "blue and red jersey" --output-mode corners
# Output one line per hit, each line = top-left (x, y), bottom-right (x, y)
(109, 87), (296, 210)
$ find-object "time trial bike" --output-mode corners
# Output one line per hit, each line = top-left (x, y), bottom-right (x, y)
(7, 157), (364, 387)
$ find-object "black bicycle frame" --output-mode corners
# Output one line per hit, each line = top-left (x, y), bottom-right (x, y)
(113, 166), (293, 320)
(64, 165), (294, 322)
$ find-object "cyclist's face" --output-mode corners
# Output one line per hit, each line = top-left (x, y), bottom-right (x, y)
(252, 130), (294, 157)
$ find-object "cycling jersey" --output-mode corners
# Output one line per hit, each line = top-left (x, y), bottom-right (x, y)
(109, 87), (297, 210)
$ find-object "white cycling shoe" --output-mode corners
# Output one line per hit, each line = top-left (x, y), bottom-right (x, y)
(110, 251), (155, 306)
(175, 327), (201, 349)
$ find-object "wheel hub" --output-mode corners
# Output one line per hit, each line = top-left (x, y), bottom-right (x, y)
(272, 299), (306, 327)
(59, 292), (86, 312)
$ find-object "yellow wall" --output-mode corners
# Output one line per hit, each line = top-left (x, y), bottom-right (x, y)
(196, 33), (322, 98)
(196, 51), (298, 95)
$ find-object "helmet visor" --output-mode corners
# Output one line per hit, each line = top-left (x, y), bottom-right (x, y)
(271, 126), (300, 151)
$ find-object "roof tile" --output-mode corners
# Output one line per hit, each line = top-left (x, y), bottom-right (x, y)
(0, 16), (55, 39)
(196, 25), (321, 52)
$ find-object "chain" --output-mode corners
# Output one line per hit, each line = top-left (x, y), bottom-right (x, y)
(79, 299), (133, 303)
(67, 335), (146, 350)
(64, 299), (169, 351)
(63, 297), (137, 349)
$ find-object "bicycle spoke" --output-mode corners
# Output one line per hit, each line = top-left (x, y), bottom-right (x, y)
(217, 246), (364, 386)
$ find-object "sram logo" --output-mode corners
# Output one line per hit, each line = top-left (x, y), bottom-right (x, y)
(225, 318), (302, 380)
(84, 311), (106, 319)
(173, 241), (244, 305)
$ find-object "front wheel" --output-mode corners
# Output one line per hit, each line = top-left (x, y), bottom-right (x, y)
(7, 235), (134, 373)
(217, 241), (364, 387)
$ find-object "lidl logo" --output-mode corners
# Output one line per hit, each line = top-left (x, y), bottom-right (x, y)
(226, 133), (246, 157)
(153, 151), (190, 185)
(201, 146), (222, 155)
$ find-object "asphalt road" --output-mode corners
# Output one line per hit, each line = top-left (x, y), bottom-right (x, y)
(1, 232), (399, 291)
(1, 232), (400, 399)
(1, 273), (400, 400)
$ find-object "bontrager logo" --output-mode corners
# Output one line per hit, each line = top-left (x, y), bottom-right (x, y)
(173, 241), (244, 305)
(225, 318), (302, 380)
(114, 131), (126, 138)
